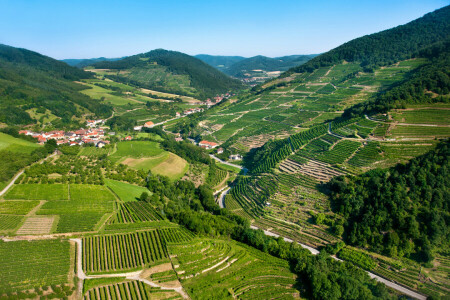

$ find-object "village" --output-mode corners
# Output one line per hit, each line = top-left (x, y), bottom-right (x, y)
(18, 119), (111, 147)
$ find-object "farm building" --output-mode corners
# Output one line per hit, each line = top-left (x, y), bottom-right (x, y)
(199, 140), (218, 149)
(144, 121), (154, 128)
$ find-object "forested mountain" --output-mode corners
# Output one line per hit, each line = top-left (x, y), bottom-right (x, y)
(198, 54), (317, 77)
(90, 49), (243, 99)
(284, 5), (450, 75)
(62, 57), (124, 68)
(0, 44), (112, 125)
(329, 141), (449, 262)
(225, 55), (313, 77)
(344, 38), (450, 116)
(194, 54), (246, 72)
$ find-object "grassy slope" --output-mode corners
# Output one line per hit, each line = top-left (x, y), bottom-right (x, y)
(91, 49), (243, 99)
(105, 179), (150, 202)
(109, 141), (188, 180)
(0, 132), (40, 153)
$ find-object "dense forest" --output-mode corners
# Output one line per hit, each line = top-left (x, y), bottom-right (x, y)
(284, 5), (450, 75)
(328, 141), (449, 262)
(91, 49), (243, 99)
(0, 44), (112, 125)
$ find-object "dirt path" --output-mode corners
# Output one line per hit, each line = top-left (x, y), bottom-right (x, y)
(0, 170), (24, 197)
(0, 152), (57, 197)
(70, 238), (190, 299)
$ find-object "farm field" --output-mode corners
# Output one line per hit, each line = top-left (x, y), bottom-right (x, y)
(169, 239), (300, 299)
(83, 279), (182, 300)
(105, 179), (150, 202)
(110, 141), (189, 180)
(82, 230), (169, 274)
(109, 141), (165, 163)
(390, 108), (450, 125)
(0, 200), (40, 214)
(29, 184), (116, 233)
(4, 184), (69, 200)
(0, 132), (40, 153)
(0, 239), (72, 293)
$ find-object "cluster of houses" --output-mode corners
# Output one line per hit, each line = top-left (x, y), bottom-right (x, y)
(183, 107), (204, 115)
(19, 119), (110, 147)
(205, 93), (233, 107)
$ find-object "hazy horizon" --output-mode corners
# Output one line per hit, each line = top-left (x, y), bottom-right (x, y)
(0, 0), (447, 60)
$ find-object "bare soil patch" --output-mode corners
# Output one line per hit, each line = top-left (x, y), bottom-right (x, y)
(16, 216), (55, 235)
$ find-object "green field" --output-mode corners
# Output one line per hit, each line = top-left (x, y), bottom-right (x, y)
(0, 132), (40, 153)
(0, 239), (71, 293)
(0, 200), (40, 214)
(105, 179), (150, 202)
(34, 184), (115, 233)
(391, 108), (450, 125)
(110, 141), (188, 180)
(4, 184), (69, 200)
(109, 141), (165, 163)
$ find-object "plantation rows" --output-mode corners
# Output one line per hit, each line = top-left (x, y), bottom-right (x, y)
(169, 239), (299, 299)
(252, 119), (362, 174)
(82, 231), (168, 274)
(207, 164), (228, 187)
(337, 247), (377, 270)
(312, 140), (361, 164)
(108, 202), (163, 224)
(158, 227), (194, 243)
(0, 239), (70, 293)
(83, 280), (180, 300)
(0, 215), (22, 231)
(348, 141), (383, 167)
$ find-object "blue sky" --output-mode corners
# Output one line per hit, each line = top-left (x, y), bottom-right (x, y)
(0, 0), (447, 59)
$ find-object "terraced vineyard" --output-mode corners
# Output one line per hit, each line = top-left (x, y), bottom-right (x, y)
(82, 231), (168, 274)
(169, 239), (300, 299)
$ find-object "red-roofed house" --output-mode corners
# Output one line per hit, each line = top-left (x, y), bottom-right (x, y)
(125, 136), (132, 141)
(144, 121), (154, 128)
(199, 140), (218, 149)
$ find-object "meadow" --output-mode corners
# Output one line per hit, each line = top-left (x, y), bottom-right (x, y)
(110, 141), (188, 180)
(105, 179), (150, 202)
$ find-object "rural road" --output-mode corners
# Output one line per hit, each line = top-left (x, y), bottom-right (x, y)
(217, 187), (231, 208)
(248, 224), (426, 299)
(209, 154), (248, 175)
(0, 151), (57, 197)
(0, 170), (24, 197)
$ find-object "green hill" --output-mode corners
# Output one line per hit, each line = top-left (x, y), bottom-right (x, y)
(225, 54), (317, 77)
(194, 54), (246, 72)
(90, 49), (243, 99)
(285, 5), (450, 74)
(62, 57), (124, 68)
(0, 44), (112, 125)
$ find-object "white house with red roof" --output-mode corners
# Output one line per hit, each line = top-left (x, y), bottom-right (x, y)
(198, 140), (218, 149)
